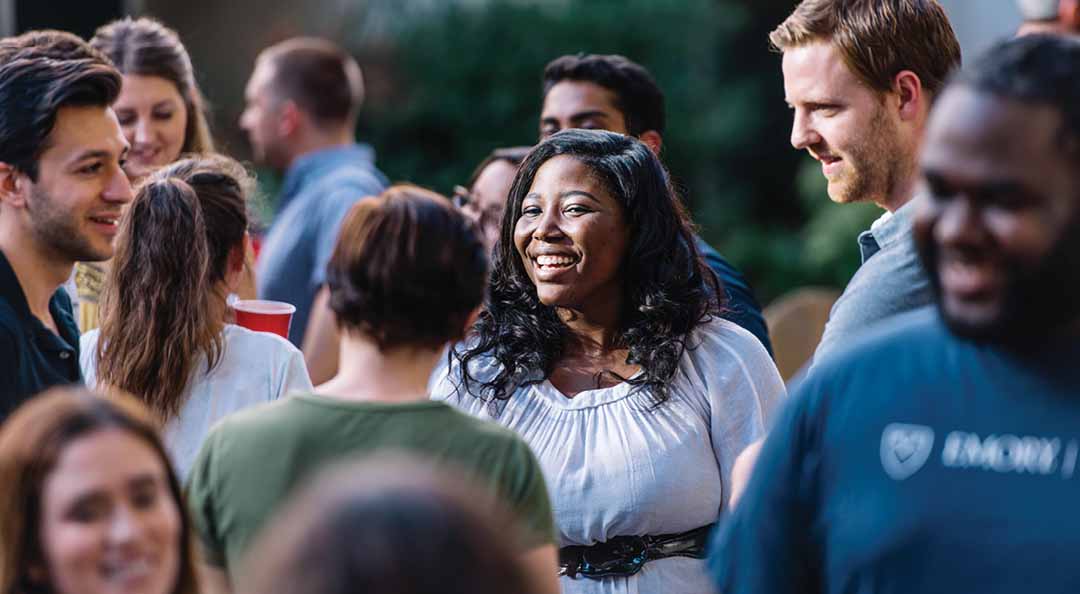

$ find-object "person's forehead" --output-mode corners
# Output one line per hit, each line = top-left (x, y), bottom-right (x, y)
(922, 86), (1065, 177)
(781, 40), (866, 101)
(541, 80), (620, 117)
(44, 104), (128, 157)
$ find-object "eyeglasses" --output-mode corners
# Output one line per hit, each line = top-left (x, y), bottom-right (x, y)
(451, 185), (472, 209)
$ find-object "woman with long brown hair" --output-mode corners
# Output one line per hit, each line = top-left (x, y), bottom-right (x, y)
(0, 386), (198, 594)
(81, 154), (312, 479)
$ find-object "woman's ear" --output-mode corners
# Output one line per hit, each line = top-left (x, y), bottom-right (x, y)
(224, 233), (249, 292)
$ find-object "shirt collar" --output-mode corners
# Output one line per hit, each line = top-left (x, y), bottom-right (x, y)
(870, 196), (921, 250)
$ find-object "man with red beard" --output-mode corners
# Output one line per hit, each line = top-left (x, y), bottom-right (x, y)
(773, 0), (961, 365)
(709, 34), (1080, 593)
(0, 31), (132, 413)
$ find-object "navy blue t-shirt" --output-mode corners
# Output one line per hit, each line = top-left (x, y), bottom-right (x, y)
(709, 308), (1080, 594)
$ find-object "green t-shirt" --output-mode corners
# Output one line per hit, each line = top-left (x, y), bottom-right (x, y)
(185, 394), (555, 574)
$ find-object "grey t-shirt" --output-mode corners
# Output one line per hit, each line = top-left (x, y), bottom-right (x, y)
(812, 198), (933, 366)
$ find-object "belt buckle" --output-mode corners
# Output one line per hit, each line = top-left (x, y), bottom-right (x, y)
(579, 536), (647, 579)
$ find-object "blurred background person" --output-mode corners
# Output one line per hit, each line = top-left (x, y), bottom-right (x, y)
(243, 37), (387, 350)
(92, 17), (215, 180)
(82, 154), (311, 480)
(538, 53), (774, 356)
(0, 30), (131, 415)
(239, 456), (545, 594)
(73, 17), (226, 334)
(304, 145), (530, 385)
(0, 387), (198, 594)
(1016, 0), (1080, 35)
(433, 130), (784, 594)
(455, 146), (532, 252)
(187, 185), (557, 594)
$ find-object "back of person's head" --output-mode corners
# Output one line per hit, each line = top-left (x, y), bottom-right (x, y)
(238, 456), (538, 594)
(0, 30), (121, 180)
(327, 184), (487, 351)
(258, 37), (363, 129)
(98, 153), (251, 419)
(542, 53), (665, 136)
(770, 0), (961, 99)
(951, 34), (1080, 134)
(91, 17), (215, 153)
(0, 386), (197, 594)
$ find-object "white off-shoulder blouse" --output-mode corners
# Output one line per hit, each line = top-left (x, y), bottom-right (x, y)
(431, 317), (786, 594)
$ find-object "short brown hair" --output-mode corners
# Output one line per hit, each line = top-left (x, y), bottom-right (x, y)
(0, 387), (198, 594)
(0, 30), (121, 180)
(770, 0), (962, 97)
(259, 37), (363, 128)
(327, 184), (487, 351)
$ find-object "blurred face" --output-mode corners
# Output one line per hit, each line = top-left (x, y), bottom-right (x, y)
(514, 155), (628, 313)
(463, 159), (517, 250)
(38, 429), (181, 594)
(239, 59), (288, 171)
(23, 105), (134, 263)
(915, 86), (1080, 341)
(114, 75), (189, 179)
(540, 81), (629, 139)
(783, 41), (907, 207)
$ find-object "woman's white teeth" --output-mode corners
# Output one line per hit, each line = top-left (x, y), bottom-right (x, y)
(103, 558), (152, 580)
(536, 255), (575, 267)
(91, 217), (118, 226)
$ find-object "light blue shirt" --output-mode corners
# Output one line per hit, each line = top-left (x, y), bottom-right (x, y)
(812, 197), (934, 366)
(256, 144), (387, 346)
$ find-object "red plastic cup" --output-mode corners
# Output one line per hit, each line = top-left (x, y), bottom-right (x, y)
(232, 299), (295, 339)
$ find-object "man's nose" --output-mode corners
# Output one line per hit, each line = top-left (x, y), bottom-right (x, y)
(790, 111), (822, 150)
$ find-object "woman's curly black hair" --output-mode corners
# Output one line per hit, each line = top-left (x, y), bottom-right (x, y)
(455, 129), (724, 406)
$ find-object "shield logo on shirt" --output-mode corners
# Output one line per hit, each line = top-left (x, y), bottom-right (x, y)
(880, 423), (934, 480)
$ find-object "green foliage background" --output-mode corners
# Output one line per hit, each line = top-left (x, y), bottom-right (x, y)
(346, 0), (879, 303)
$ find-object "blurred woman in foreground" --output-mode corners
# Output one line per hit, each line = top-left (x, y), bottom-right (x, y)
(0, 387), (198, 594)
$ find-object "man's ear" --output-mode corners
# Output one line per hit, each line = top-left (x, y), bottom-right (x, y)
(892, 70), (925, 123)
(639, 130), (663, 155)
(277, 100), (303, 138)
(0, 163), (29, 209)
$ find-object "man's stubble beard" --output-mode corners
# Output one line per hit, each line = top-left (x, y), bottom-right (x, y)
(831, 104), (909, 207)
(27, 185), (109, 263)
(918, 211), (1080, 346)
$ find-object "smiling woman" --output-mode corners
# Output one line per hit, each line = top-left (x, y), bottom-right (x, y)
(0, 387), (198, 594)
(433, 129), (786, 594)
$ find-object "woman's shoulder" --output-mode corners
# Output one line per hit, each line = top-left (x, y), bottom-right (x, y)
(223, 324), (303, 357)
(688, 316), (772, 363)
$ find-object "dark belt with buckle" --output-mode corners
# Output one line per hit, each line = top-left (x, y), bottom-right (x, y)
(557, 523), (715, 580)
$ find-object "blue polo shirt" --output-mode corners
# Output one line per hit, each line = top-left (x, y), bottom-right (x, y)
(256, 144), (387, 346)
(0, 250), (81, 419)
(709, 308), (1080, 593)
